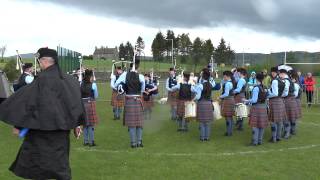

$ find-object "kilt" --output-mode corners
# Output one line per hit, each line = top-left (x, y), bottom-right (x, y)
(111, 90), (125, 107)
(196, 100), (213, 123)
(268, 97), (286, 123)
(143, 96), (154, 109)
(249, 104), (268, 128)
(284, 96), (300, 121)
(167, 91), (178, 106)
(82, 98), (99, 126)
(234, 93), (245, 104)
(177, 99), (186, 117)
(124, 96), (144, 127)
(296, 98), (302, 119)
(221, 97), (235, 118)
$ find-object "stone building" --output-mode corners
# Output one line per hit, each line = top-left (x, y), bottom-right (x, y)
(93, 46), (118, 60)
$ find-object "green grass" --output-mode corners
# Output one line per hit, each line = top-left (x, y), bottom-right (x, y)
(1, 85), (320, 179)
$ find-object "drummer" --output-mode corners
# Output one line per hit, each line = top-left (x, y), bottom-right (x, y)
(194, 68), (216, 141)
(168, 72), (197, 132)
(166, 68), (178, 121)
(290, 71), (302, 135)
(220, 71), (236, 136)
(233, 68), (247, 131)
(244, 73), (268, 146)
(143, 73), (158, 121)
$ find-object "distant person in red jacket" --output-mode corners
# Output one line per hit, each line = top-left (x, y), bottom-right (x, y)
(304, 72), (316, 107)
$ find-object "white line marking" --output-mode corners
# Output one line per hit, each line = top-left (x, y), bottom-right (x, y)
(300, 122), (320, 127)
(75, 144), (320, 157)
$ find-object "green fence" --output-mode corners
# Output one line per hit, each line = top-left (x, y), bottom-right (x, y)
(57, 46), (81, 73)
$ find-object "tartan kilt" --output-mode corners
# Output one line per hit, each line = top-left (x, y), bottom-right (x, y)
(196, 100), (213, 123)
(167, 91), (178, 106)
(221, 97), (235, 118)
(284, 96), (299, 121)
(234, 93), (245, 104)
(123, 96), (144, 127)
(249, 104), (268, 128)
(143, 95), (154, 109)
(82, 98), (99, 126)
(111, 90), (125, 107)
(268, 97), (286, 123)
(296, 98), (302, 119)
(177, 99), (186, 117)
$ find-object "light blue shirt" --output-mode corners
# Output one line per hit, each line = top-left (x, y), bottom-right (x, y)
(248, 86), (259, 104)
(114, 71), (145, 94)
(282, 76), (290, 97)
(220, 81), (233, 99)
(194, 80), (215, 100)
(110, 75), (117, 90)
(234, 78), (246, 94)
(268, 79), (279, 98)
(294, 83), (300, 98)
(248, 77), (257, 86)
(25, 74), (34, 84)
(92, 83), (98, 99)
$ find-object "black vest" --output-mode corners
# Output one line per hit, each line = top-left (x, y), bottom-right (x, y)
(253, 85), (267, 104)
(179, 83), (192, 100)
(169, 76), (177, 88)
(200, 82), (212, 100)
(285, 78), (295, 97)
(125, 72), (141, 95)
(222, 81), (233, 97)
(81, 82), (94, 98)
(270, 78), (285, 97)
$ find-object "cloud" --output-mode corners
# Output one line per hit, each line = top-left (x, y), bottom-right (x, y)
(26, 0), (320, 38)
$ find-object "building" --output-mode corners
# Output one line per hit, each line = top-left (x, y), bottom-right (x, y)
(93, 46), (118, 60)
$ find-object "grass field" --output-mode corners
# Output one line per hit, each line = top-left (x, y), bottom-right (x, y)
(0, 83), (320, 180)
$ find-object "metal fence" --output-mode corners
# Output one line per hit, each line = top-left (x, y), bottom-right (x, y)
(57, 46), (81, 73)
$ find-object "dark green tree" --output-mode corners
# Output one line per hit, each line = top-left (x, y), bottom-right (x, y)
(118, 43), (126, 60)
(3, 60), (19, 81)
(136, 36), (145, 56)
(124, 42), (134, 61)
(151, 31), (166, 61)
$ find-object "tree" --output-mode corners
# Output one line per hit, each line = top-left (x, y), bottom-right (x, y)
(118, 43), (126, 60)
(226, 44), (235, 65)
(124, 42), (134, 61)
(177, 33), (192, 56)
(3, 59), (19, 81)
(165, 30), (176, 60)
(0, 45), (6, 60)
(191, 37), (203, 72)
(136, 36), (145, 56)
(202, 39), (214, 62)
(151, 31), (166, 61)
(214, 38), (232, 65)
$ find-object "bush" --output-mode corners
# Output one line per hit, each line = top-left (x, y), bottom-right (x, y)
(3, 60), (19, 82)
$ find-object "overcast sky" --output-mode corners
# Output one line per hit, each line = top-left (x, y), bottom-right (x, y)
(1, 0), (320, 56)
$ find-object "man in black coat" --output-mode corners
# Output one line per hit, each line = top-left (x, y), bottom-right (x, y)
(0, 48), (85, 180)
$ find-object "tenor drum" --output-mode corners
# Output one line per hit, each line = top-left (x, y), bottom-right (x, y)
(184, 101), (197, 118)
(212, 101), (222, 120)
(235, 103), (249, 118)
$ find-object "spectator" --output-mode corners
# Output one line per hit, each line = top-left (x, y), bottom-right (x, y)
(248, 71), (257, 92)
(304, 72), (316, 107)
(262, 69), (271, 88)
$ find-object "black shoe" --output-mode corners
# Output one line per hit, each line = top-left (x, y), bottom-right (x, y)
(276, 138), (281, 142)
(89, 142), (97, 147)
(137, 143), (144, 148)
(258, 142), (262, 145)
(224, 132), (232, 136)
(249, 143), (258, 146)
(131, 145), (137, 148)
(83, 143), (89, 146)
(204, 139), (209, 141)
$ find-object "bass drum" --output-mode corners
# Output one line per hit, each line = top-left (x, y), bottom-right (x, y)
(235, 103), (249, 118)
(184, 101), (197, 119)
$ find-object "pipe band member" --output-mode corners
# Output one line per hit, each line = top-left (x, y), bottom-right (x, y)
(194, 68), (216, 141)
(81, 69), (99, 147)
(245, 73), (268, 146)
(166, 67), (178, 121)
(279, 69), (299, 139)
(220, 71), (236, 137)
(169, 72), (197, 132)
(233, 68), (247, 131)
(110, 66), (125, 120)
(13, 63), (34, 91)
(267, 67), (286, 143)
(290, 71), (302, 135)
(143, 73), (158, 121)
(114, 57), (145, 148)
(0, 47), (85, 180)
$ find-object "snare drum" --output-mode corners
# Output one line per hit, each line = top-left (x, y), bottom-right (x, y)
(184, 101), (197, 118)
(235, 103), (249, 118)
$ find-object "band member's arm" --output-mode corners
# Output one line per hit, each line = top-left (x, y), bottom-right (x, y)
(25, 75), (34, 84)
(139, 74), (146, 94)
(114, 72), (127, 88)
(281, 79), (290, 97)
(267, 80), (278, 98)
(110, 75), (117, 90)
(169, 84), (180, 92)
(220, 82), (232, 99)
(233, 78), (245, 94)
(165, 78), (170, 91)
(193, 84), (203, 101)
(92, 82), (98, 99)
(293, 83), (300, 98)
(247, 86), (259, 104)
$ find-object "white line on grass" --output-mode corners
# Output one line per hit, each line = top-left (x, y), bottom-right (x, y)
(300, 122), (320, 127)
(75, 144), (320, 157)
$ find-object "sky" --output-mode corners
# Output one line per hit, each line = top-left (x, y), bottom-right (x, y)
(1, 0), (320, 56)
